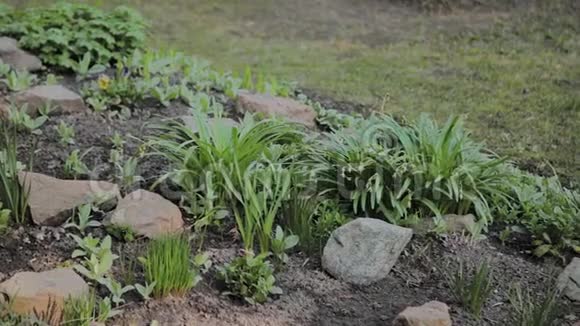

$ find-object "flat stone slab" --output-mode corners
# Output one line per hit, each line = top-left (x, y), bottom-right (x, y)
(236, 90), (316, 128)
(0, 268), (89, 323)
(13, 85), (87, 116)
(19, 172), (120, 226)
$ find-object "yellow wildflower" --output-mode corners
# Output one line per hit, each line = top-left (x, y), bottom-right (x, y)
(98, 74), (110, 90)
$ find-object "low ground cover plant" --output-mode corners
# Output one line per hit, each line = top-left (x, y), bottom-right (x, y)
(217, 252), (282, 304)
(0, 3), (147, 70)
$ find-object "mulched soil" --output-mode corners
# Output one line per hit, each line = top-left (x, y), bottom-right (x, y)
(1, 86), (579, 325)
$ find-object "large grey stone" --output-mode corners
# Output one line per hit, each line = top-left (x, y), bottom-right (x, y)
(0, 37), (43, 72)
(109, 189), (184, 238)
(13, 85), (86, 116)
(19, 172), (120, 226)
(322, 218), (413, 285)
(558, 257), (580, 302)
(236, 90), (316, 128)
(0, 268), (89, 324)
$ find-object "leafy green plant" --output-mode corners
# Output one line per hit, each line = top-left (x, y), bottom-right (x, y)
(270, 226), (299, 265)
(8, 104), (47, 134)
(55, 120), (75, 145)
(150, 111), (301, 222)
(64, 149), (91, 179)
(151, 85), (179, 107)
(135, 282), (157, 301)
(44, 73), (60, 86)
(0, 203), (10, 233)
(100, 278), (134, 306)
(218, 252), (282, 304)
(494, 171), (580, 257)
(0, 60), (11, 77)
(311, 114), (510, 227)
(115, 157), (143, 193)
(72, 235), (117, 282)
(62, 291), (121, 326)
(226, 163), (292, 253)
(0, 3), (147, 69)
(64, 204), (101, 234)
(72, 52), (107, 80)
(281, 189), (319, 252)
(107, 224), (136, 242)
(61, 292), (97, 326)
(3, 70), (36, 91)
(0, 123), (29, 225)
(508, 282), (560, 326)
(447, 259), (494, 318)
(313, 200), (351, 244)
(140, 235), (205, 298)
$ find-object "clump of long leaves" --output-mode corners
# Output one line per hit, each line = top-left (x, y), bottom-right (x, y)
(225, 161), (293, 253)
(150, 111), (302, 219)
(0, 123), (30, 225)
(141, 234), (201, 298)
(447, 259), (494, 318)
(508, 282), (561, 326)
(311, 114), (510, 226)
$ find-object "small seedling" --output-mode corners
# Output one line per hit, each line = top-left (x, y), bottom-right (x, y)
(55, 120), (76, 145)
(110, 132), (126, 150)
(0, 61), (11, 77)
(8, 104), (47, 134)
(508, 282), (560, 326)
(3, 70), (36, 92)
(74, 251), (117, 282)
(64, 149), (91, 178)
(72, 52), (107, 80)
(115, 157), (143, 193)
(270, 225), (299, 265)
(135, 282), (157, 301)
(44, 73), (60, 86)
(447, 259), (494, 318)
(64, 204), (101, 234)
(99, 277), (134, 306)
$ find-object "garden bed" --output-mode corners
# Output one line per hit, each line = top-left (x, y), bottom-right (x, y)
(0, 3), (578, 326)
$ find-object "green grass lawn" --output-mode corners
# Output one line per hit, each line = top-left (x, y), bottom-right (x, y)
(8, 0), (580, 184)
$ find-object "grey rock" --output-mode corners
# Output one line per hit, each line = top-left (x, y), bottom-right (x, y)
(0, 37), (43, 72)
(322, 218), (413, 285)
(558, 257), (580, 302)
(13, 85), (86, 116)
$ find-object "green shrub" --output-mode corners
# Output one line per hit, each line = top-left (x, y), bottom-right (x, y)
(217, 252), (282, 304)
(225, 162), (293, 253)
(508, 282), (560, 326)
(141, 235), (202, 298)
(494, 171), (580, 257)
(311, 114), (510, 226)
(447, 259), (494, 318)
(150, 111), (302, 218)
(0, 3), (147, 69)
